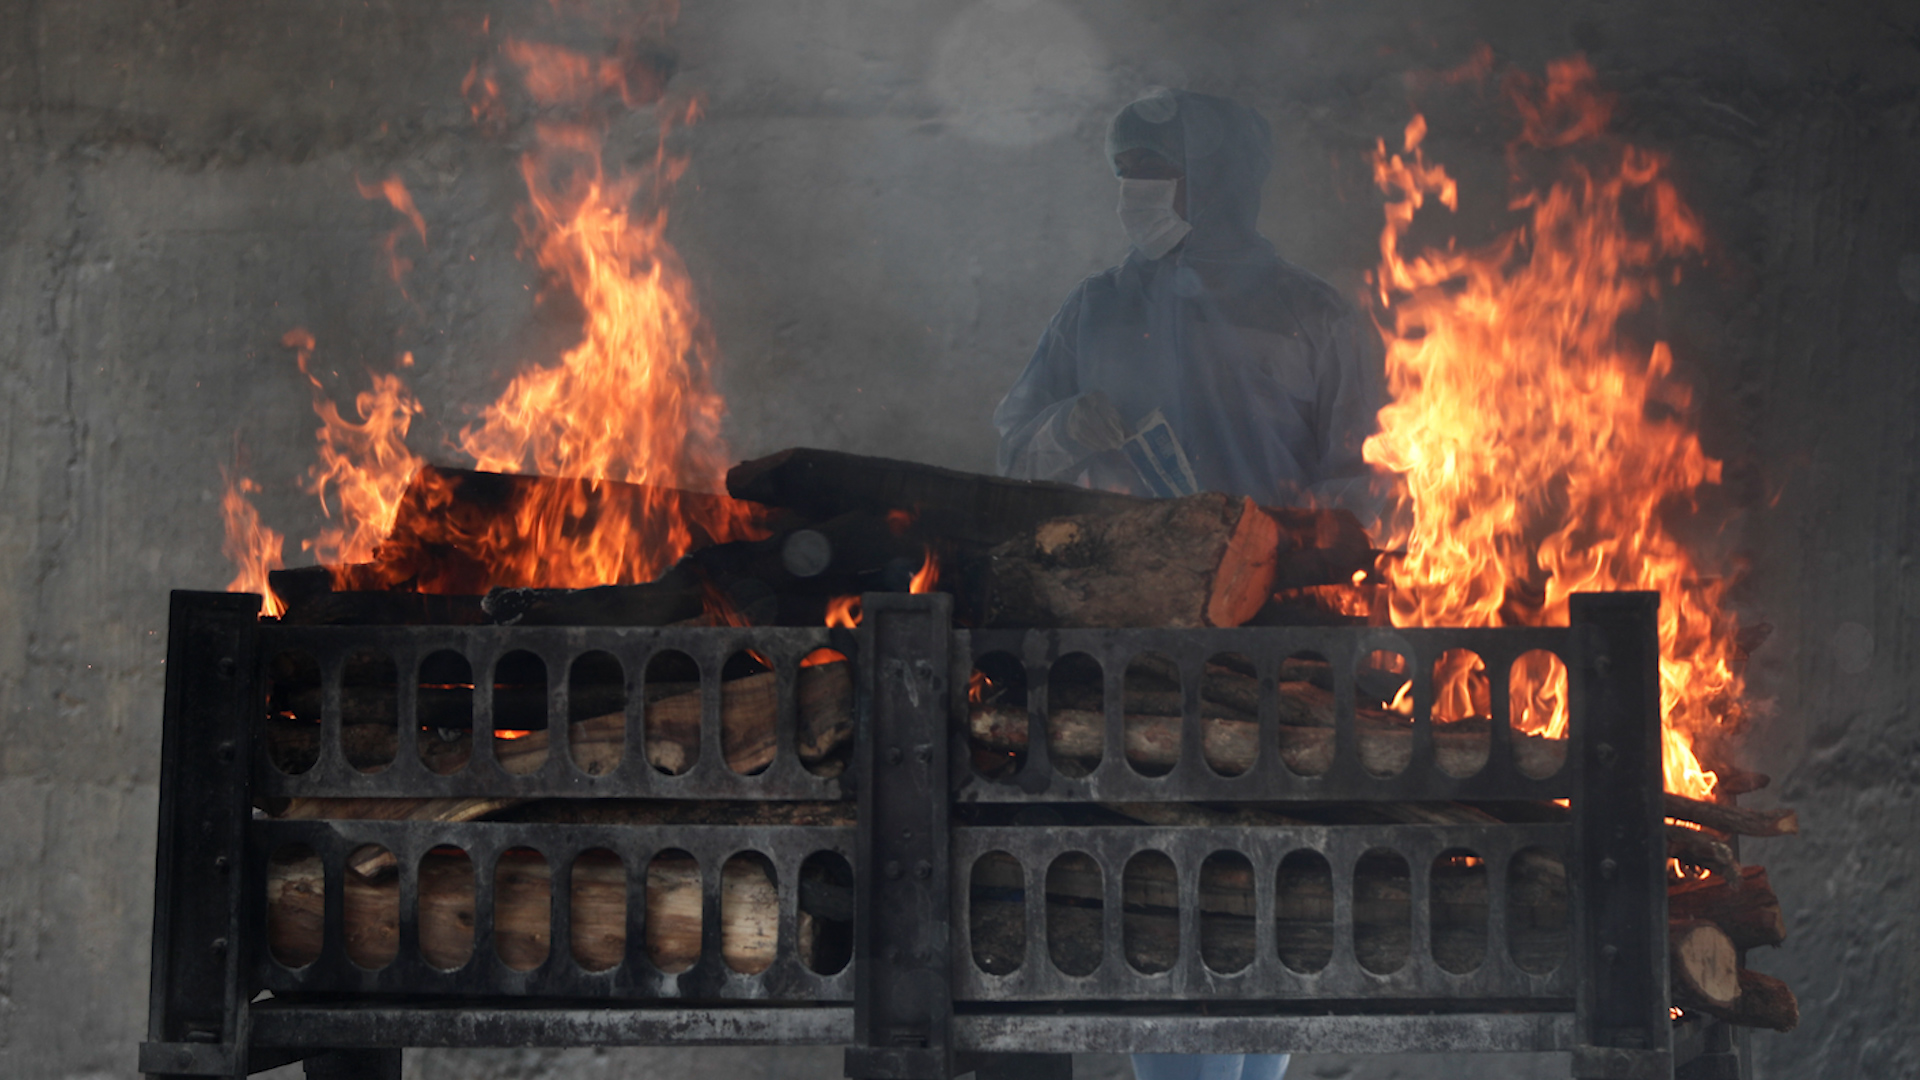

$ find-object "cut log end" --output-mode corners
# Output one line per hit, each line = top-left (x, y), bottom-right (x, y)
(1671, 921), (1740, 1009)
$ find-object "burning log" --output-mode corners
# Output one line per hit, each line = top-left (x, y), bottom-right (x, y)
(726, 448), (1377, 603)
(1663, 793), (1799, 838)
(1667, 825), (1741, 881)
(978, 493), (1282, 629)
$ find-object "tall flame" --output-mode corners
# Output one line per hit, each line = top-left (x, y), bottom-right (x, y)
(449, 41), (754, 589)
(220, 468), (287, 618)
(1364, 57), (1737, 797)
(283, 328), (426, 573)
(222, 20), (760, 602)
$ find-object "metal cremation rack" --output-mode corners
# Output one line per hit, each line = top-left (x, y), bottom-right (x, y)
(141, 590), (1745, 1080)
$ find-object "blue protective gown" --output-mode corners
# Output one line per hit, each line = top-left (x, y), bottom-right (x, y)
(994, 91), (1387, 1080)
(995, 91), (1386, 524)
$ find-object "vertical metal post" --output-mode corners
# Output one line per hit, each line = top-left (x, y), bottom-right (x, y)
(846, 593), (954, 1080)
(141, 591), (261, 1079)
(1569, 592), (1672, 1080)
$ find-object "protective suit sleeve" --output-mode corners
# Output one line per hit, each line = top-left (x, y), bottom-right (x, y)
(1305, 303), (1393, 530)
(995, 284), (1101, 481)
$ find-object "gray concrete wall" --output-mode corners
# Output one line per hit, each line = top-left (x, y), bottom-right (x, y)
(1, 1), (1915, 1077)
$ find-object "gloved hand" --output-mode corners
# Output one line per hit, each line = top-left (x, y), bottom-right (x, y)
(1063, 390), (1129, 453)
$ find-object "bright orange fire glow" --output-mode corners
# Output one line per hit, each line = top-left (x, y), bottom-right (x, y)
(1364, 57), (1736, 797)
(282, 329), (427, 575)
(444, 42), (759, 591)
(825, 596), (863, 629)
(909, 547), (940, 594)
(223, 21), (763, 605)
(494, 729), (534, 740)
(968, 669), (993, 705)
(220, 468), (287, 618)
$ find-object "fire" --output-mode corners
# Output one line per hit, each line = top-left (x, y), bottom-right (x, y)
(968, 670), (993, 705)
(354, 173), (427, 290)
(222, 18), (762, 603)
(220, 468), (287, 618)
(909, 547), (940, 594)
(1364, 57), (1738, 798)
(449, 40), (759, 590)
(283, 329), (426, 575)
(825, 596), (863, 629)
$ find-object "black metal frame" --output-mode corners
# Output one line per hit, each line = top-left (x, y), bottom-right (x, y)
(140, 589), (1745, 1080)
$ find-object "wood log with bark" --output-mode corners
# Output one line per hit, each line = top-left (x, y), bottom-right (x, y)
(977, 493), (1282, 629)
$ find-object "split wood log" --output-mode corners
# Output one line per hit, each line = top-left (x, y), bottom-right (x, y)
(264, 797), (1786, 1028)
(965, 700), (1567, 780)
(265, 848), (781, 974)
(1668, 866), (1785, 950)
(726, 448), (1375, 591)
(263, 657), (856, 791)
(1667, 826), (1742, 881)
(978, 493), (1281, 629)
(1664, 793), (1799, 838)
(1670, 921), (1740, 1011)
(1679, 967), (1800, 1032)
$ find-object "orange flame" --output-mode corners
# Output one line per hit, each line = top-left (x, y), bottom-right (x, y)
(446, 39), (758, 591)
(1363, 57), (1735, 798)
(909, 547), (940, 594)
(282, 329), (426, 576)
(825, 596), (863, 629)
(354, 173), (427, 290)
(223, 21), (762, 605)
(220, 467), (287, 618)
(968, 669), (993, 705)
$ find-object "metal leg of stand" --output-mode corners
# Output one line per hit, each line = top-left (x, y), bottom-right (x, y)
(302, 1048), (401, 1080)
(972, 1053), (1073, 1080)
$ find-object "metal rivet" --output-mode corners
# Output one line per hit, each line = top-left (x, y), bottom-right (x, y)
(1596, 742), (1618, 767)
(884, 861), (902, 880)
(885, 747), (903, 766)
(899, 828), (913, 841)
(1600, 857), (1618, 879)
(914, 745), (932, 764)
(914, 861), (932, 880)
(211, 937), (229, 954)
(1600, 944), (1618, 962)
(214, 855), (230, 873)
(215, 741), (236, 764)
(216, 656), (237, 679)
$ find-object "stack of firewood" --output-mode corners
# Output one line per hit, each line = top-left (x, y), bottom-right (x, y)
(256, 449), (1797, 1031)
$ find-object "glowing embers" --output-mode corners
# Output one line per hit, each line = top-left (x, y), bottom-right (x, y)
(966, 652), (1028, 779)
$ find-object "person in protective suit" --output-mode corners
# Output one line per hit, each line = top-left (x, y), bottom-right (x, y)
(994, 90), (1390, 1080)
(995, 89), (1385, 530)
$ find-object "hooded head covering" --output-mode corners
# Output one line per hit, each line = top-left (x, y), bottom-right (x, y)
(1106, 90), (1275, 263)
(995, 91), (1387, 520)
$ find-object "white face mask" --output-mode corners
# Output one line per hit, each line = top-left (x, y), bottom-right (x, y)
(1117, 177), (1191, 260)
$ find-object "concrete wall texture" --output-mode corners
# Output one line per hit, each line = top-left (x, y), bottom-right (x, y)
(1, 1), (1915, 1077)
